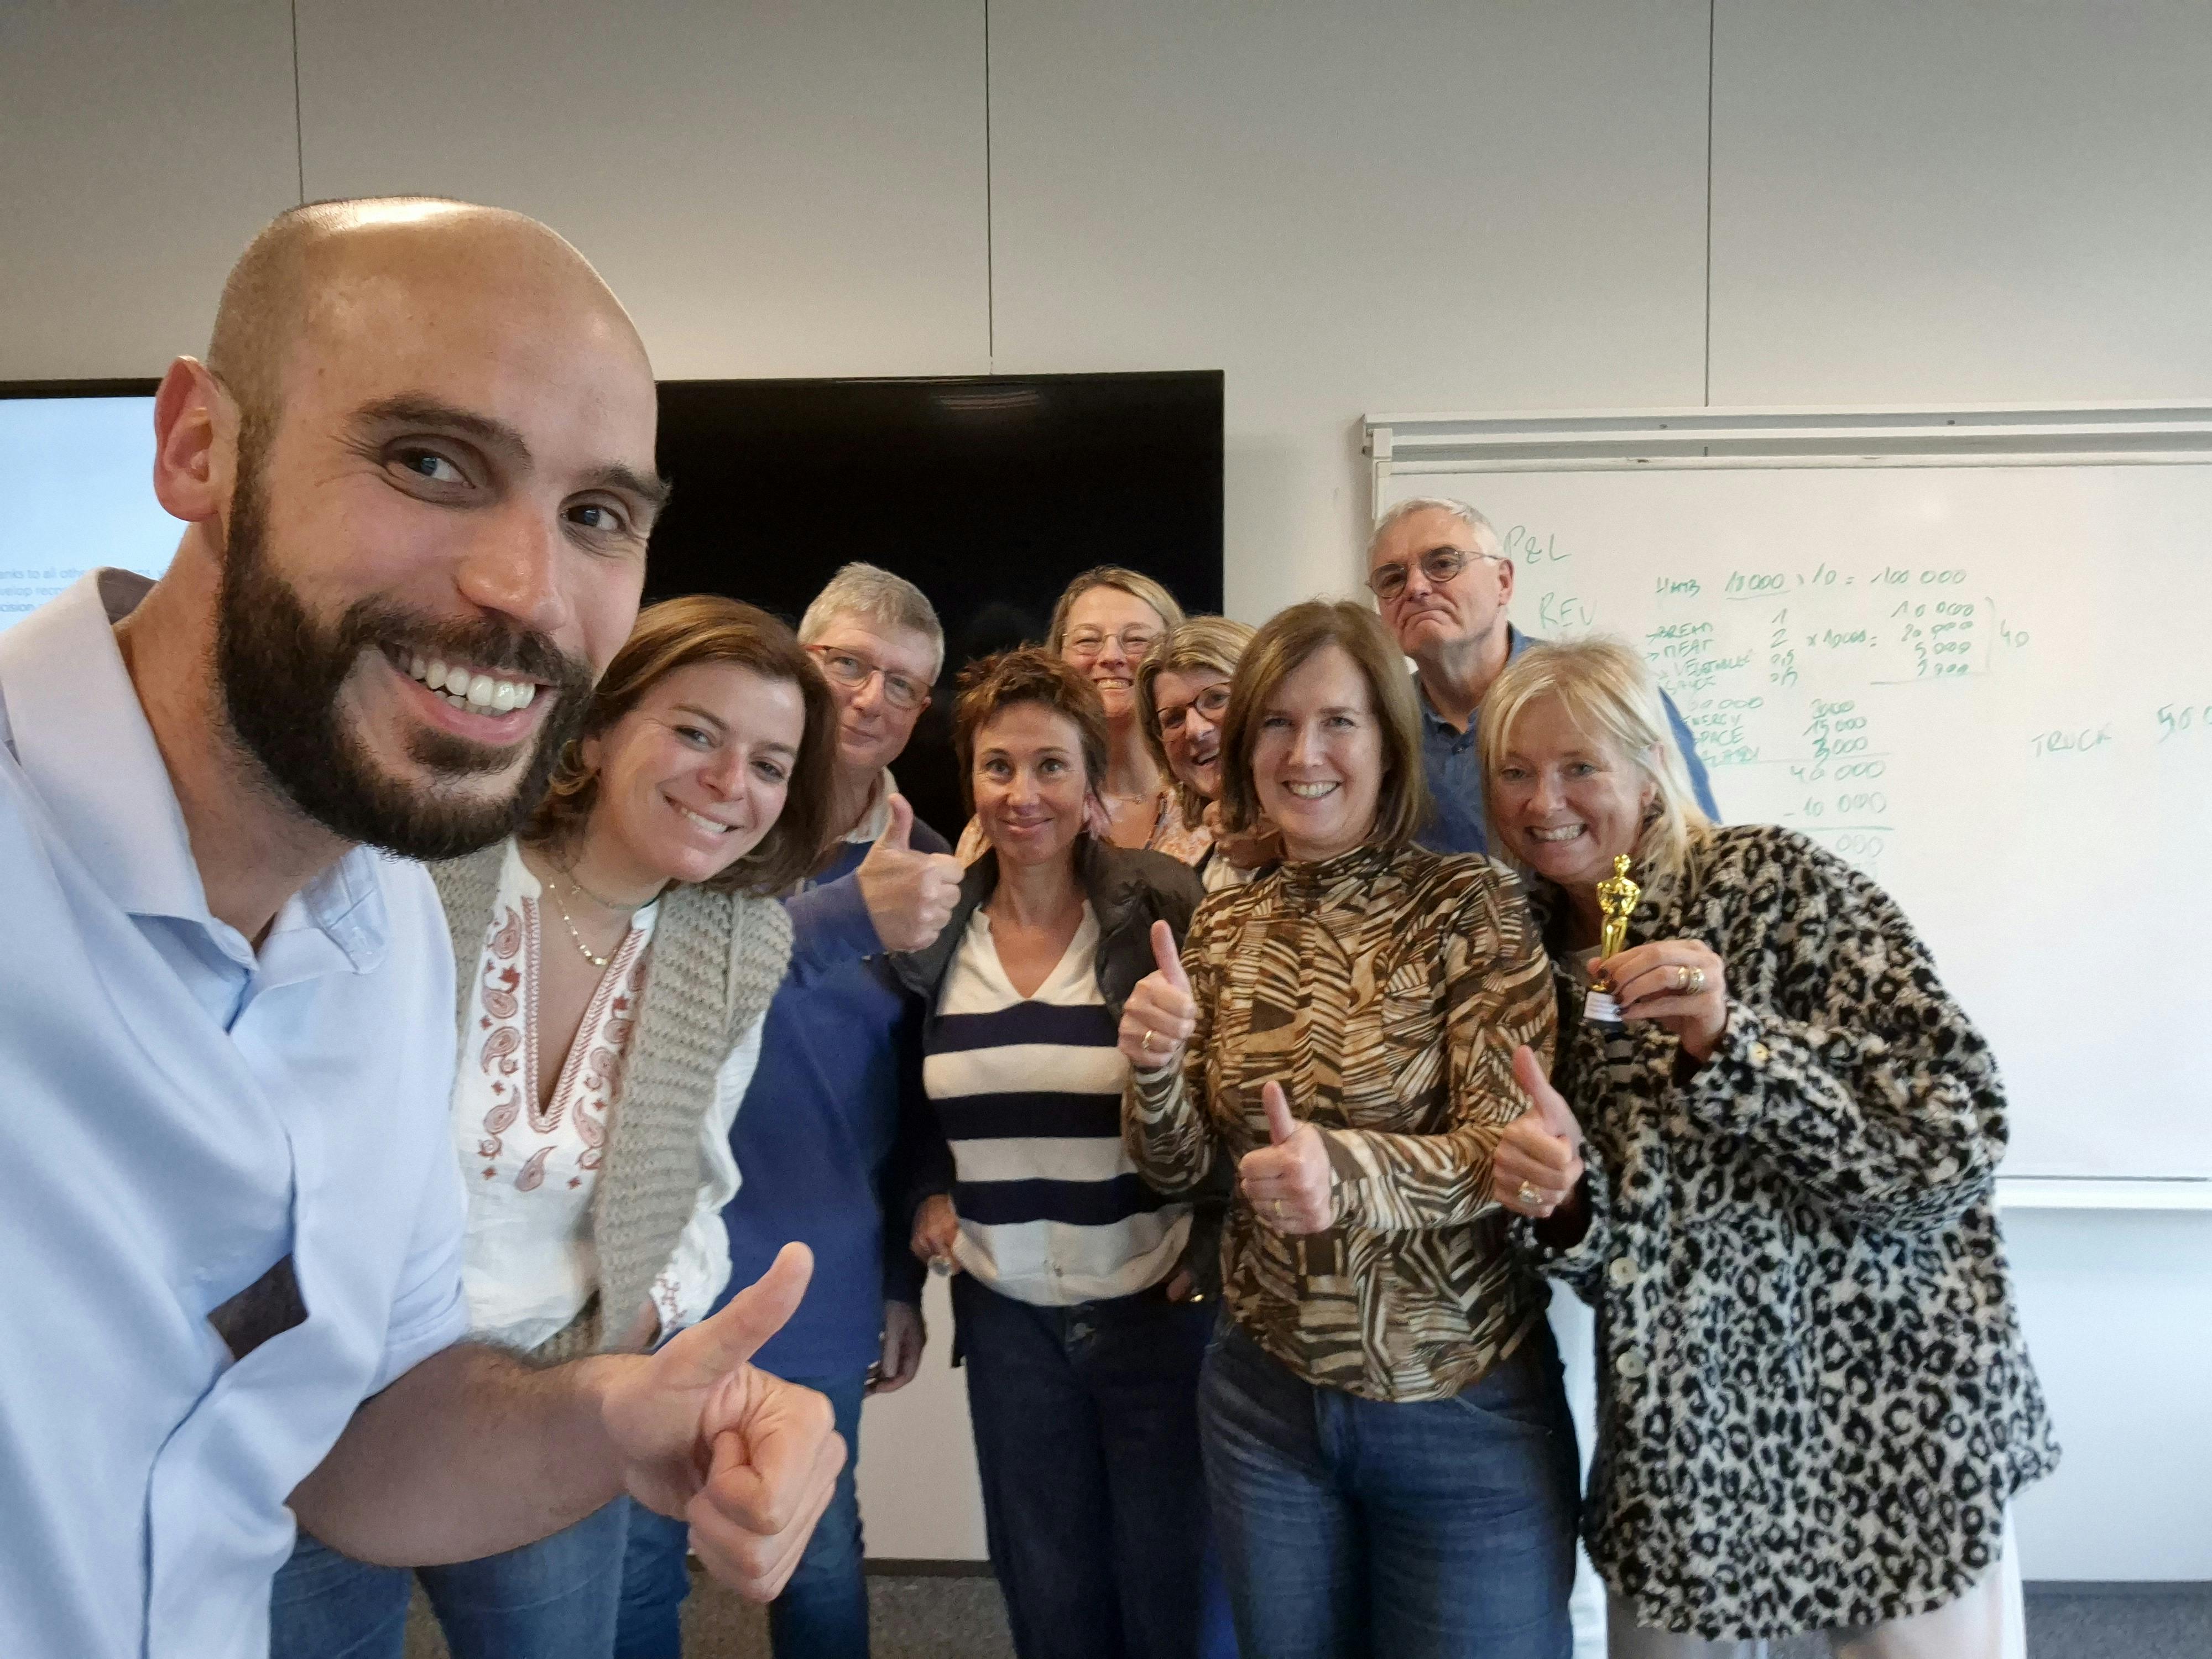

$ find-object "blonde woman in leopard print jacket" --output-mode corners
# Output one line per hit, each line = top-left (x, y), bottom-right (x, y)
(1477, 637), (2057, 1659)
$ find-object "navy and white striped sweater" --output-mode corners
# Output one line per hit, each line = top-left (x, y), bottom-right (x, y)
(922, 906), (1188, 1306)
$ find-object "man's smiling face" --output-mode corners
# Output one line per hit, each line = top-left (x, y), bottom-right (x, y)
(207, 205), (665, 857)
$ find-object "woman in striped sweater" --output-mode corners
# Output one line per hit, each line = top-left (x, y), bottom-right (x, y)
(890, 649), (1229, 1659)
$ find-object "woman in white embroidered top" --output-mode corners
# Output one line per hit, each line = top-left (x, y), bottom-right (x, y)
(272, 596), (837, 1659)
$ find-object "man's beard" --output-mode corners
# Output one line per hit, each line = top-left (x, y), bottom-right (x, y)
(214, 447), (597, 860)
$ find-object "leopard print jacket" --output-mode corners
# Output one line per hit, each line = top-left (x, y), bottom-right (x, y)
(1518, 823), (2059, 1640)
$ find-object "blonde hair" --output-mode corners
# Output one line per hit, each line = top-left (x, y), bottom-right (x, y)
(1045, 566), (1186, 655)
(1478, 635), (1713, 891)
(1217, 601), (1432, 849)
(1135, 615), (1256, 828)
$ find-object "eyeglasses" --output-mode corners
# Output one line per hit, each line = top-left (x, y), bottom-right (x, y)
(1157, 684), (1231, 734)
(807, 645), (931, 711)
(1063, 627), (1162, 661)
(1366, 545), (1500, 603)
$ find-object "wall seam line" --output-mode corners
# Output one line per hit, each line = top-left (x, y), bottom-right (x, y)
(289, 0), (305, 204)
(984, 0), (996, 371)
(1703, 0), (1715, 408)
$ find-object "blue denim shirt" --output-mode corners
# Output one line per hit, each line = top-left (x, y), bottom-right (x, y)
(1412, 629), (1720, 856)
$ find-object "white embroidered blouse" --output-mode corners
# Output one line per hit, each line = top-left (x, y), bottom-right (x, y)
(451, 841), (764, 1352)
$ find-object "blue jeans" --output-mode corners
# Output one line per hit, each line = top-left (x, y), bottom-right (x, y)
(953, 1273), (1236, 1659)
(616, 1369), (870, 1659)
(1198, 1316), (1579, 1659)
(269, 1499), (629, 1659)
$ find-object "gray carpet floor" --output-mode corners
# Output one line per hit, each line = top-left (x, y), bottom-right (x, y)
(401, 1573), (2212, 1657)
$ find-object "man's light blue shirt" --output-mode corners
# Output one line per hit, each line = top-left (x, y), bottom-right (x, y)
(1412, 627), (1721, 857)
(0, 572), (469, 1659)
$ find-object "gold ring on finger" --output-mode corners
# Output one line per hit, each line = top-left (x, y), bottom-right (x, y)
(1517, 1181), (1541, 1207)
(1142, 1027), (1156, 1052)
(1685, 966), (1705, 995)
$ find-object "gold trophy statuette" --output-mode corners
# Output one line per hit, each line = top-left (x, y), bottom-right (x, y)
(1585, 855), (1641, 1024)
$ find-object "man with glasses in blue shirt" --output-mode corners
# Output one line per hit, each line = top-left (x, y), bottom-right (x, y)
(1366, 495), (1718, 857)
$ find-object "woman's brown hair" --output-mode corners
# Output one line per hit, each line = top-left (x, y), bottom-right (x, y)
(1216, 600), (1432, 850)
(952, 648), (1111, 817)
(1135, 615), (1257, 830)
(523, 594), (837, 897)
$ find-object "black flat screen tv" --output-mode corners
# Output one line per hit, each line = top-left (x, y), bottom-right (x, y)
(1, 371), (1224, 842)
(649, 371), (1224, 836)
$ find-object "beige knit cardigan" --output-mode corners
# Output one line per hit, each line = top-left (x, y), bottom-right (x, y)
(430, 843), (792, 1365)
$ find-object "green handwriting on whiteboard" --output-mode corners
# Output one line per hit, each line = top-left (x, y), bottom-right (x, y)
(2031, 726), (2115, 758)
(2156, 702), (2212, 741)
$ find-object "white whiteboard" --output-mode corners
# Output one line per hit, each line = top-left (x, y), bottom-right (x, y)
(1375, 439), (2212, 1180)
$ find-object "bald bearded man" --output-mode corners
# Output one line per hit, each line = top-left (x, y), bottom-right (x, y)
(0, 200), (841, 1659)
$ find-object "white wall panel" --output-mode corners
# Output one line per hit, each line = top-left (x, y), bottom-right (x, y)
(0, 1), (300, 379)
(295, 0), (990, 379)
(987, 1), (1712, 619)
(1709, 1), (2212, 405)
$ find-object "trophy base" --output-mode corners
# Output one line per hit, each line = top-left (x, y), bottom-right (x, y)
(1583, 989), (1621, 1025)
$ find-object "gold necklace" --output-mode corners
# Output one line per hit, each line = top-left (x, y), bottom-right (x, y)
(560, 859), (651, 914)
(545, 876), (621, 969)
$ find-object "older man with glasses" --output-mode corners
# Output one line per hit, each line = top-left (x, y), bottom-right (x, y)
(618, 563), (963, 1659)
(1366, 496), (1718, 857)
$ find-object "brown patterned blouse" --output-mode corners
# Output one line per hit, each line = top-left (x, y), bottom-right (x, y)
(1125, 841), (1557, 1402)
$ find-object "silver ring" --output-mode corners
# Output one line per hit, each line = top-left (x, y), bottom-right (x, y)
(1517, 1181), (1541, 1207)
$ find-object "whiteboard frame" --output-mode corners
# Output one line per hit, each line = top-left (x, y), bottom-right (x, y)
(1365, 401), (2212, 1213)
(1364, 401), (2212, 489)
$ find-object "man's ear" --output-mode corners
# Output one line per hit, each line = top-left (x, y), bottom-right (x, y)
(1494, 557), (1516, 604)
(150, 357), (238, 526)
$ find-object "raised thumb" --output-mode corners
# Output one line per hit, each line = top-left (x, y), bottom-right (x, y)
(660, 1241), (813, 1387)
(877, 794), (914, 853)
(1261, 1081), (1297, 1146)
(1511, 1045), (1579, 1142)
(1149, 919), (1189, 989)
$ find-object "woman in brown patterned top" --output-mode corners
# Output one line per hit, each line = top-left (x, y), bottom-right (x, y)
(1119, 599), (1579, 1659)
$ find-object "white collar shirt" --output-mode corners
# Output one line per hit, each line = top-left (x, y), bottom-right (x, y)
(0, 571), (469, 1659)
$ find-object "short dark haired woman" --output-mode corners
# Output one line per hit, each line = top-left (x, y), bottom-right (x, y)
(893, 647), (1231, 1659)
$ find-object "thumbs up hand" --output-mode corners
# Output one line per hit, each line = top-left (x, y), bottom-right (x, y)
(856, 796), (964, 952)
(1238, 1081), (1333, 1235)
(1492, 1046), (1585, 1220)
(600, 1244), (846, 1600)
(1118, 919), (1198, 1073)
